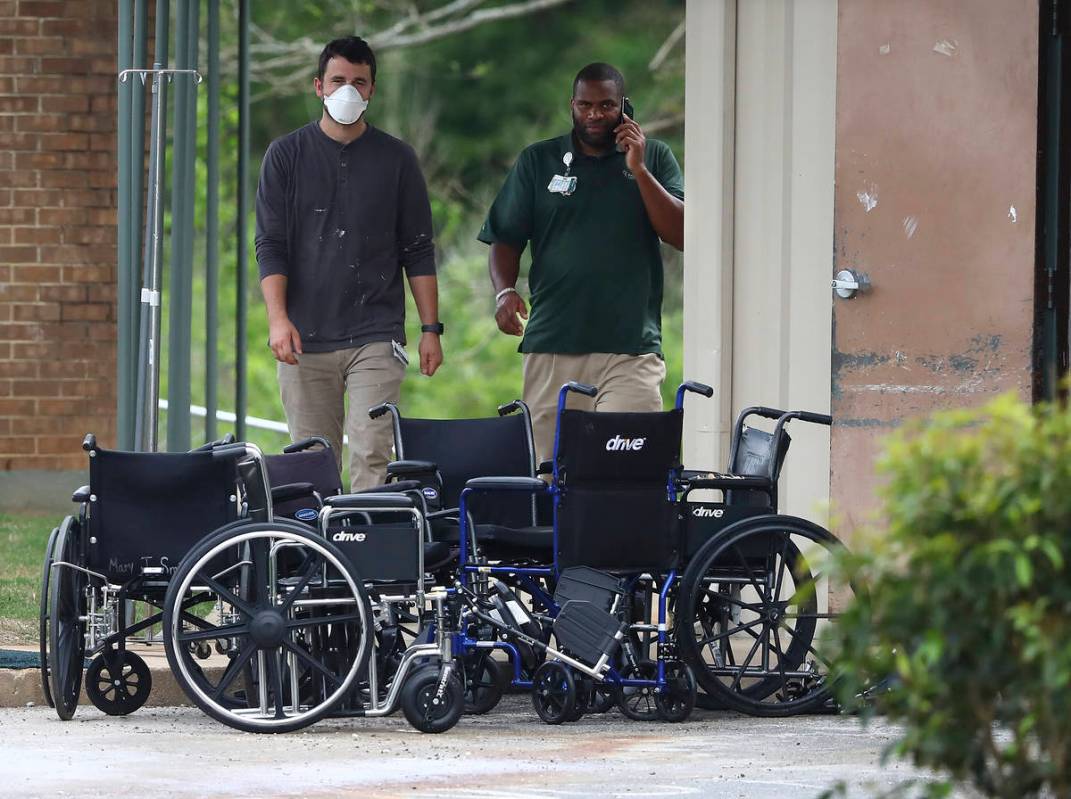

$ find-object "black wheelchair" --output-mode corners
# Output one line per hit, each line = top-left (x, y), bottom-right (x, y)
(443, 381), (850, 722)
(370, 398), (550, 714)
(39, 435), (462, 734)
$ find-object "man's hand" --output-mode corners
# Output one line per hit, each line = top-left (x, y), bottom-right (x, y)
(419, 332), (443, 376)
(495, 291), (528, 336)
(268, 316), (303, 365)
(615, 114), (647, 176)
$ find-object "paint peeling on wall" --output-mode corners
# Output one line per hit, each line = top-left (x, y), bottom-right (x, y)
(933, 38), (958, 57)
(879, 43), (890, 55)
(856, 183), (878, 212)
(1008, 206), (1018, 222)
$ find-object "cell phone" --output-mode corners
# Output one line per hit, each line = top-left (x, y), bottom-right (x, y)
(617, 97), (636, 153)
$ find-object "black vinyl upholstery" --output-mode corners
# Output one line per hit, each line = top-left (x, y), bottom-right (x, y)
(555, 409), (683, 571)
(85, 449), (239, 583)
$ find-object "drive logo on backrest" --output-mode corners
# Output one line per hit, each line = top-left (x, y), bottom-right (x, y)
(332, 531), (367, 543)
(692, 506), (724, 518)
(605, 434), (646, 452)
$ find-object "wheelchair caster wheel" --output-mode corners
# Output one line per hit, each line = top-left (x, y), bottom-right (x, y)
(462, 653), (505, 715)
(531, 661), (575, 725)
(617, 660), (659, 721)
(401, 666), (464, 734)
(86, 651), (152, 716)
(655, 661), (697, 723)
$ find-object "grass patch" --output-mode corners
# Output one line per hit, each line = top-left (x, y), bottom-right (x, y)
(0, 512), (57, 644)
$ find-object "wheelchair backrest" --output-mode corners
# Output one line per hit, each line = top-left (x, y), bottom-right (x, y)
(86, 448), (240, 582)
(726, 422), (791, 508)
(554, 409), (682, 571)
(397, 413), (537, 528)
(264, 445), (342, 523)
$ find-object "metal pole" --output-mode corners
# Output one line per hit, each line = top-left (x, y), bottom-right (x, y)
(130, 0), (148, 358)
(117, 0), (134, 449)
(236, 0), (250, 441)
(167, 0), (192, 452)
(135, 0), (170, 452)
(205, 0), (220, 442)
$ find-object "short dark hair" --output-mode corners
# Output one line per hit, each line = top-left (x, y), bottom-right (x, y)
(318, 36), (377, 83)
(572, 62), (625, 97)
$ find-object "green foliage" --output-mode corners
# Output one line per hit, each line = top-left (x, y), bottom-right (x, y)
(829, 393), (1071, 798)
(157, 0), (685, 446)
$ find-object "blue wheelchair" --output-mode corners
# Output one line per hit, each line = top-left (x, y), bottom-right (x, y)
(446, 380), (848, 721)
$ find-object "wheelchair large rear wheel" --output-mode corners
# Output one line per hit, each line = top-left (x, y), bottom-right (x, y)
(47, 517), (87, 720)
(38, 524), (61, 709)
(677, 516), (850, 717)
(163, 521), (373, 734)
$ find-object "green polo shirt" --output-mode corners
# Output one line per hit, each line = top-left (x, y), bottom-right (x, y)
(478, 133), (684, 355)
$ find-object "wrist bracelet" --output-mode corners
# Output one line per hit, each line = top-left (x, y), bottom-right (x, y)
(495, 286), (519, 303)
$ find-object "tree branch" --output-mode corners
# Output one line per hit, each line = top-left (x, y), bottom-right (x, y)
(648, 18), (685, 72)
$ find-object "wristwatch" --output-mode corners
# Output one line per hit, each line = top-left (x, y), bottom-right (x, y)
(420, 322), (445, 335)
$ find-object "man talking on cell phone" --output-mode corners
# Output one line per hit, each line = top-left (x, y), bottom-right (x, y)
(478, 62), (685, 464)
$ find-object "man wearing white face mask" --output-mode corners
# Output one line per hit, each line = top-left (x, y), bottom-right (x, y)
(256, 36), (444, 491)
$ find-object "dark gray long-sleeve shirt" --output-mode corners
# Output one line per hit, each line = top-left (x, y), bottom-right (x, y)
(255, 122), (436, 351)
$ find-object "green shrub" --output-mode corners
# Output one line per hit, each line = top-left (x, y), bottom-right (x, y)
(830, 393), (1071, 798)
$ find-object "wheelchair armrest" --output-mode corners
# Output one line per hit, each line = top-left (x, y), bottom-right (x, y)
(324, 492), (416, 510)
(72, 485), (91, 503)
(387, 460), (438, 478)
(536, 460), (553, 476)
(686, 475), (773, 492)
(282, 436), (331, 454)
(465, 476), (547, 492)
(355, 480), (423, 494)
(271, 482), (316, 504)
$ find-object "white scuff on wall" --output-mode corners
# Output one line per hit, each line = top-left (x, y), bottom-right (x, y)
(856, 183), (878, 213)
(1008, 206), (1017, 223)
(902, 215), (919, 239)
(933, 39), (958, 57)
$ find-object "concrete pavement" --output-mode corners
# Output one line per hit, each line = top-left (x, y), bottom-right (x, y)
(0, 696), (946, 799)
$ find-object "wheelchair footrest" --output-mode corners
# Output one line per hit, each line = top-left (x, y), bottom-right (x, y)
(553, 600), (625, 667)
(553, 566), (625, 613)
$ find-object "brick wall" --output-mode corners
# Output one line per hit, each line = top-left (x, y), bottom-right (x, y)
(0, 0), (119, 470)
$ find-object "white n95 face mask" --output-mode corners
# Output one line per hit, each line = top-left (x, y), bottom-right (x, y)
(323, 84), (368, 125)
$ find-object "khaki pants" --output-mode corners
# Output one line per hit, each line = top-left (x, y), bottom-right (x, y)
(523, 352), (667, 465)
(277, 341), (405, 492)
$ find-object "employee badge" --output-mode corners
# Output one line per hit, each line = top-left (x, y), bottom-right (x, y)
(547, 151), (577, 196)
(547, 174), (577, 195)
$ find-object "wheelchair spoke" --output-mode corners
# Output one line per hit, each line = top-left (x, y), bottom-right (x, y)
(730, 545), (768, 600)
(276, 553), (321, 615)
(778, 622), (834, 671)
(177, 621), (249, 643)
(771, 536), (792, 601)
(695, 616), (763, 648)
(196, 572), (257, 619)
(268, 650), (287, 719)
(730, 626), (765, 692)
(282, 640), (343, 690)
(772, 624), (788, 689)
(208, 642), (256, 701)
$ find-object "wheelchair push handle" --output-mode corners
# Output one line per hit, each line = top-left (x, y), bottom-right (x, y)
(497, 399), (524, 417)
(565, 381), (598, 398)
(368, 402), (392, 419)
(675, 380), (713, 408)
(82, 433), (97, 452)
(189, 433), (236, 453)
(792, 410), (833, 426)
(282, 436), (331, 454)
(210, 443), (248, 461)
